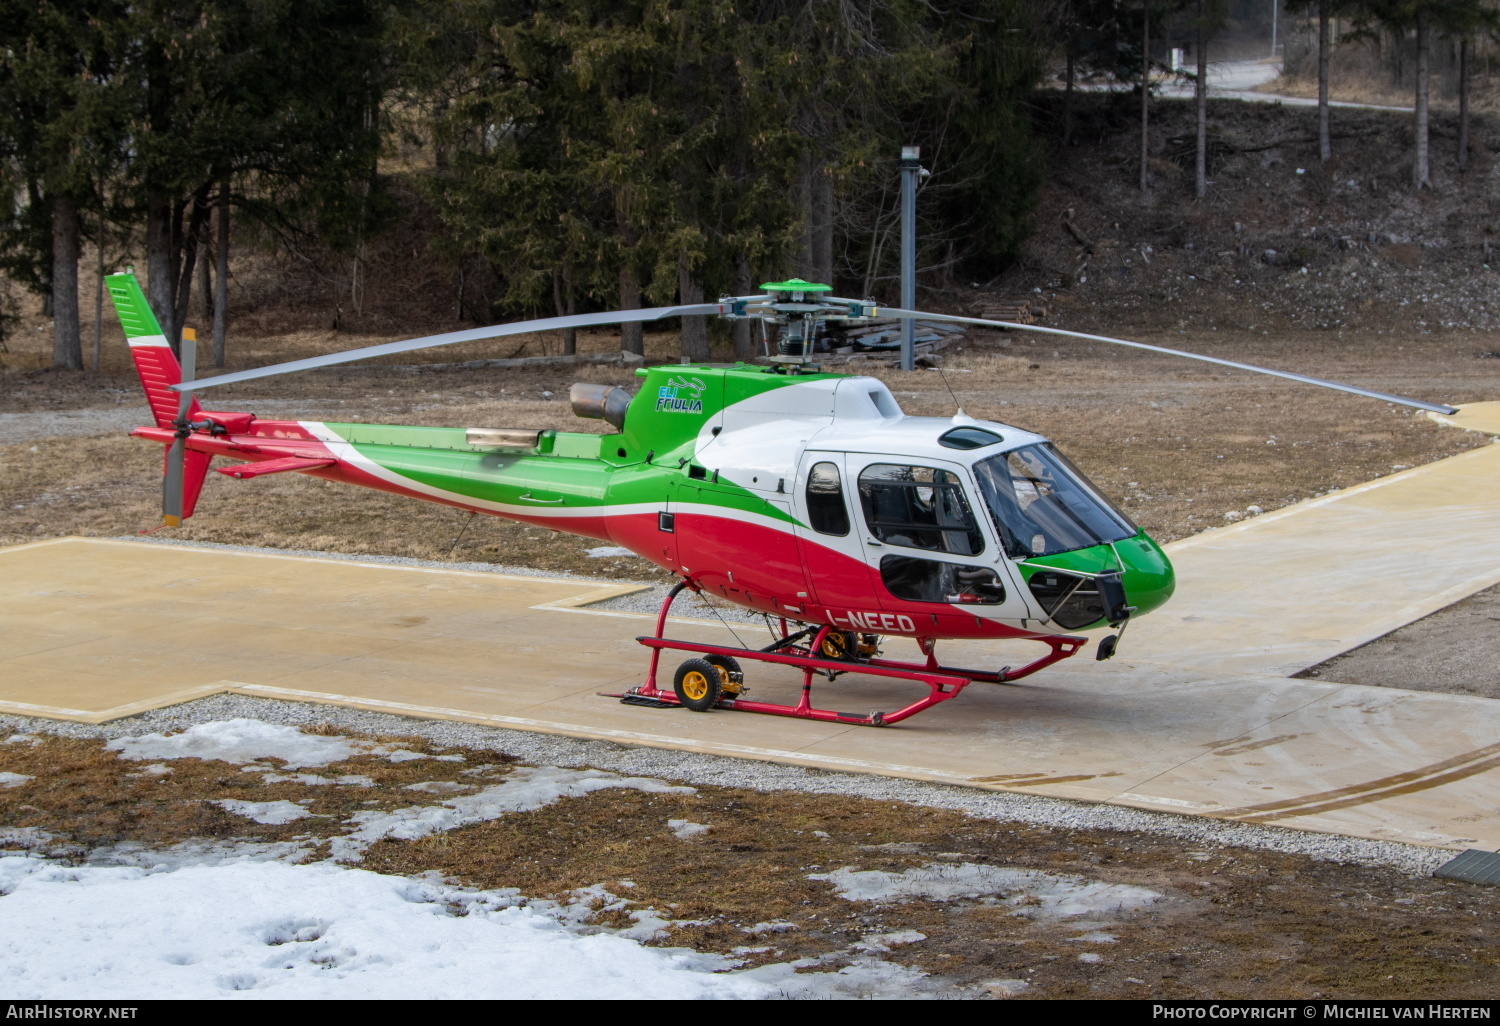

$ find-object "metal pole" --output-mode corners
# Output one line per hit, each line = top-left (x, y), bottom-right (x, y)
(899, 146), (919, 372)
(1270, 0), (1278, 58)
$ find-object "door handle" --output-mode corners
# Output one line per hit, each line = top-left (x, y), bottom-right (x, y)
(866, 539), (883, 546)
(518, 493), (563, 504)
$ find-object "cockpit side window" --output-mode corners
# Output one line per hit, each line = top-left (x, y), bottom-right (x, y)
(972, 443), (1136, 558)
(806, 461), (850, 536)
(856, 463), (984, 557)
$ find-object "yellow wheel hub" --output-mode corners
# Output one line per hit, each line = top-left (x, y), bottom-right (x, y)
(680, 670), (711, 701)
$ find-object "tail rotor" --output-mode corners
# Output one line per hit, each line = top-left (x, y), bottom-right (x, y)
(163, 328), (198, 527)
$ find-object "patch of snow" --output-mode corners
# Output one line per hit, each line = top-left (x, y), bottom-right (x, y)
(586, 546), (635, 558)
(667, 819), (710, 840)
(739, 955), (946, 999)
(546, 883), (678, 942)
(984, 979), (1030, 998)
(260, 773), (374, 787)
(109, 720), (359, 769)
(0, 827), (51, 851)
(808, 863), (1162, 920)
(404, 781), (471, 794)
(744, 921), (797, 935)
(0, 771), (33, 788)
(329, 767), (694, 861)
(2, 733), (40, 745)
(1078, 951), (1104, 964)
(1071, 930), (1118, 944)
(214, 800), (314, 826)
(131, 763), (173, 777)
(383, 749), (463, 764)
(853, 930), (925, 952)
(0, 857), (774, 999)
(86, 839), (314, 871)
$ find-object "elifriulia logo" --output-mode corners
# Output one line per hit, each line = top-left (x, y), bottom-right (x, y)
(656, 375), (707, 413)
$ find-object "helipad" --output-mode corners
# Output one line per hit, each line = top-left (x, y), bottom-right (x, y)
(3, 433), (1500, 853)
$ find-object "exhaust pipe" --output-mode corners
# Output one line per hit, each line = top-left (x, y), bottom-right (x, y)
(570, 383), (631, 429)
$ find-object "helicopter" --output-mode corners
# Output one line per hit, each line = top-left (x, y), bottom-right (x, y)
(106, 272), (1457, 727)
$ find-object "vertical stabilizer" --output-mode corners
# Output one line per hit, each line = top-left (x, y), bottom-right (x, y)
(105, 273), (200, 429)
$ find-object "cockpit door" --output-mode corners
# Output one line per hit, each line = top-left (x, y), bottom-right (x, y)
(844, 454), (1037, 625)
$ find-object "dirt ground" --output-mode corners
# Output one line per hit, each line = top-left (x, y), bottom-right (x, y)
(1302, 583), (1500, 698)
(2, 728), (1496, 1000)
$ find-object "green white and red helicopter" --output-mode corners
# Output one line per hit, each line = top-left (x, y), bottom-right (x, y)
(107, 272), (1456, 727)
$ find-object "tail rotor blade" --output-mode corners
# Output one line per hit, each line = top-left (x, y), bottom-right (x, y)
(864, 304), (1459, 416)
(163, 330), (197, 528)
(162, 436), (185, 527)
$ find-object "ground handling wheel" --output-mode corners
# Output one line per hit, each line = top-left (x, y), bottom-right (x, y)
(701, 654), (745, 696)
(673, 657), (724, 711)
(817, 630), (860, 661)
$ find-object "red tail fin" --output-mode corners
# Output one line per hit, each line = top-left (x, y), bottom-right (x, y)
(105, 273), (201, 428)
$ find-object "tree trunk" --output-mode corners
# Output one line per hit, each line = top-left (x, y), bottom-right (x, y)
(145, 187), (174, 342)
(92, 198), (104, 372)
(813, 171), (834, 288)
(1063, 35), (1076, 147)
(678, 255), (709, 363)
(1195, 2), (1208, 199)
(1140, 3), (1151, 194)
(619, 234), (643, 356)
(795, 155), (816, 279)
(1318, 0), (1331, 162)
(171, 185), (212, 343)
(553, 262), (577, 355)
(51, 196), (82, 370)
(213, 177), (229, 367)
(1413, 9), (1431, 189)
(29, 177), (54, 319)
(197, 221), (212, 323)
(732, 255), (753, 362)
(1458, 36), (1470, 168)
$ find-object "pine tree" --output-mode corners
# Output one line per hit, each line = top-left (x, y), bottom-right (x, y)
(0, 0), (125, 369)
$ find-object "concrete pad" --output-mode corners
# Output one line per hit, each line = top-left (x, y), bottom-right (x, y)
(1120, 444), (1500, 677)
(1428, 401), (1500, 437)
(5, 436), (1500, 859)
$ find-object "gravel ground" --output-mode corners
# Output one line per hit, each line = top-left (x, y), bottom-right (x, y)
(0, 691), (1452, 879)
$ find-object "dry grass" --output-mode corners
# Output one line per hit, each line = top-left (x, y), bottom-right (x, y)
(1271, 38), (1500, 115)
(3, 730), (1498, 998)
(0, 730), (513, 856)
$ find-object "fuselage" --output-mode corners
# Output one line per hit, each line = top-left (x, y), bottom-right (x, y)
(137, 362), (1174, 644)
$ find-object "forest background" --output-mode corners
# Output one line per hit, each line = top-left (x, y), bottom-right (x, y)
(2, 0), (1497, 373)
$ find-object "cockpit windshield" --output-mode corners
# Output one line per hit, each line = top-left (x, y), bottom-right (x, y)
(972, 443), (1136, 558)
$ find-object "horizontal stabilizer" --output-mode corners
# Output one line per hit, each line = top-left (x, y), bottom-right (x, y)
(216, 456), (336, 480)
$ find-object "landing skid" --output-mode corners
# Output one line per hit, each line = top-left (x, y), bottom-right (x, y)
(603, 581), (1086, 727)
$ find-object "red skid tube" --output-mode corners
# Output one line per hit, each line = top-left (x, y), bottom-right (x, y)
(617, 581), (1087, 727)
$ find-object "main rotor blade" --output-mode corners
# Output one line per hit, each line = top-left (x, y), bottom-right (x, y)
(173, 304), (725, 391)
(865, 305), (1459, 416)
